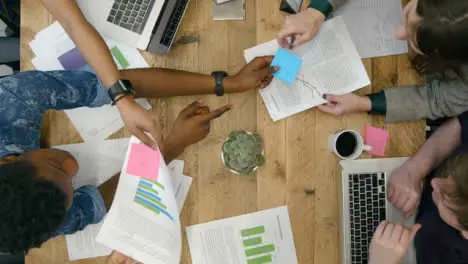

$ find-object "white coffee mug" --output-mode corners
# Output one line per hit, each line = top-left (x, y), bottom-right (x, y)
(328, 130), (372, 160)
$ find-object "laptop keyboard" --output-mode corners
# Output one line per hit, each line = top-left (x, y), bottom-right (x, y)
(107, 0), (156, 34)
(160, 0), (189, 46)
(348, 172), (387, 264)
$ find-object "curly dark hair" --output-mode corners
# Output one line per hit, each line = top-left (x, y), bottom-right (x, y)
(0, 160), (68, 253)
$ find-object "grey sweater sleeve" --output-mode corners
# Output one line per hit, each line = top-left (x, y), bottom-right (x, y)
(384, 73), (468, 122)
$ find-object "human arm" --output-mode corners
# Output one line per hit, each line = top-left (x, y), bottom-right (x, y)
(387, 114), (464, 217)
(318, 72), (468, 122)
(120, 56), (276, 98)
(98, 101), (231, 210)
(277, 0), (347, 48)
(40, 0), (162, 147)
(40, 0), (119, 87)
(368, 221), (421, 264)
(161, 101), (231, 162)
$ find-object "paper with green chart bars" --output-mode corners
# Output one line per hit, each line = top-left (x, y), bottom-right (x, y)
(242, 226), (276, 264)
(186, 206), (298, 264)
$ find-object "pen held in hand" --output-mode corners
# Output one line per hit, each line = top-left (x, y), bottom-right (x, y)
(289, 35), (296, 49)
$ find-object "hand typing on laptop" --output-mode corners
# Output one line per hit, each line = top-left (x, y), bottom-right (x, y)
(369, 221), (421, 264)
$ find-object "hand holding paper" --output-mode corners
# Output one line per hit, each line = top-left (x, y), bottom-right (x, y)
(126, 143), (161, 181)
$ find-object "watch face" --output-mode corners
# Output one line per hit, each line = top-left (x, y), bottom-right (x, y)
(120, 79), (136, 94)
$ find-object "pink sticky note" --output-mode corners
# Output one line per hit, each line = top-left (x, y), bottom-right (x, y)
(126, 143), (160, 181)
(365, 125), (389, 156)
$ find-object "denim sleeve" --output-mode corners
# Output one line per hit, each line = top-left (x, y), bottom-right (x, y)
(52, 185), (106, 237)
(0, 70), (109, 113)
(0, 70), (111, 157)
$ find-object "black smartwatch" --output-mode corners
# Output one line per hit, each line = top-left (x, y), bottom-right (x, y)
(211, 71), (228, 96)
(107, 79), (136, 105)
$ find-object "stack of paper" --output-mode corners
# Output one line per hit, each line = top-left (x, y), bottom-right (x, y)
(58, 138), (192, 261)
(244, 16), (370, 121)
(97, 137), (182, 264)
(29, 22), (151, 142)
(168, 160), (193, 214)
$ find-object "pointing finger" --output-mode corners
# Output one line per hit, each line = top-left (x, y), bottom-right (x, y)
(199, 104), (232, 122)
(180, 101), (203, 118)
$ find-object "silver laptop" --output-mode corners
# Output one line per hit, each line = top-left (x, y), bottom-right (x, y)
(339, 158), (417, 264)
(75, 0), (189, 54)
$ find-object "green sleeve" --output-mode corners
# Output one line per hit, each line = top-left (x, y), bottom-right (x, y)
(368, 91), (387, 115)
(308, 0), (333, 18)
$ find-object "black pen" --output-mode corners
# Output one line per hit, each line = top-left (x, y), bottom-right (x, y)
(290, 35), (296, 49)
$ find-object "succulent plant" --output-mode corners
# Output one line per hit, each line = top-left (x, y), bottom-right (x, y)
(222, 130), (265, 175)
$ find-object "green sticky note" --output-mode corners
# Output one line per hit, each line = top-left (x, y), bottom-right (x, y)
(110, 46), (129, 69)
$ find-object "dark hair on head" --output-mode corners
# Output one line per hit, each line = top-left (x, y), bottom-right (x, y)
(0, 160), (68, 253)
(412, 0), (468, 77)
(435, 150), (468, 231)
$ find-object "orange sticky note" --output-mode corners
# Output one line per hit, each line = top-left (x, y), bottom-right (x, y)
(365, 125), (389, 156)
(126, 143), (160, 181)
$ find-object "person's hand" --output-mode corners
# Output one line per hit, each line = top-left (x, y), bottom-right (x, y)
(107, 251), (139, 264)
(277, 8), (326, 48)
(388, 161), (424, 219)
(164, 101), (232, 153)
(226, 56), (278, 93)
(369, 221), (421, 264)
(117, 96), (163, 149)
(317, 93), (372, 116)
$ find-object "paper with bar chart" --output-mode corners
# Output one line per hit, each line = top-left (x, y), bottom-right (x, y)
(186, 206), (298, 264)
(28, 22), (151, 142)
(97, 137), (181, 264)
(134, 178), (175, 221)
(63, 157), (191, 261)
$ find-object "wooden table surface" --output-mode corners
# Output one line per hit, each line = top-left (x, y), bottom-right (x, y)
(21, 0), (425, 263)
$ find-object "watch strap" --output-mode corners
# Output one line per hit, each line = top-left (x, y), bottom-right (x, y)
(212, 71), (227, 96)
(108, 79), (135, 105)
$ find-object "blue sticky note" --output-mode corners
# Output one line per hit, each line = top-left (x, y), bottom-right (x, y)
(271, 48), (302, 85)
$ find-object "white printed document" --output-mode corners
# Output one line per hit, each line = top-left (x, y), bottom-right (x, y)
(65, 221), (112, 261)
(62, 144), (191, 260)
(244, 17), (370, 121)
(29, 22), (151, 142)
(186, 206), (298, 264)
(168, 160), (193, 214)
(334, 0), (408, 59)
(54, 138), (130, 189)
(97, 137), (182, 264)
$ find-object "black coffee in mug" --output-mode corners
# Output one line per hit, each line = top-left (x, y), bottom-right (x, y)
(336, 132), (358, 157)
